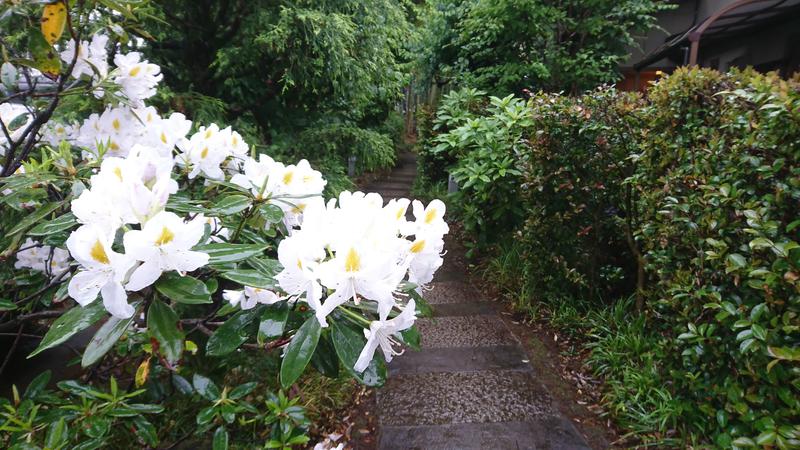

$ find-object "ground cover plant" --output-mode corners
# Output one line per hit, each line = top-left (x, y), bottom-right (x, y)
(420, 69), (800, 447)
(0, 1), (447, 448)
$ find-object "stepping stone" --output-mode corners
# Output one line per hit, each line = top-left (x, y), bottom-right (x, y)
(378, 370), (556, 426)
(389, 345), (532, 375)
(423, 281), (489, 304)
(432, 301), (496, 317)
(417, 315), (515, 349)
(379, 419), (591, 450)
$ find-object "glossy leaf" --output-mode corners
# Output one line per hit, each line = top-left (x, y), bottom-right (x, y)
(194, 243), (267, 264)
(82, 308), (137, 367)
(258, 302), (289, 341)
(211, 195), (251, 215)
(28, 301), (106, 358)
(220, 269), (275, 289)
(280, 315), (321, 389)
(206, 306), (263, 357)
(155, 273), (211, 304)
(331, 320), (386, 387)
(147, 299), (184, 365)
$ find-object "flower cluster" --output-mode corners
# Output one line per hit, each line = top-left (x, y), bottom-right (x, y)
(15, 33), (449, 377)
(271, 192), (448, 372)
(15, 238), (70, 279)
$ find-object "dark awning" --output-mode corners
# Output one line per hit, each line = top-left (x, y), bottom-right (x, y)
(634, 0), (800, 70)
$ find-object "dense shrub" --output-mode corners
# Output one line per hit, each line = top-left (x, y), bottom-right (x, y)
(637, 69), (800, 448)
(421, 69), (800, 446)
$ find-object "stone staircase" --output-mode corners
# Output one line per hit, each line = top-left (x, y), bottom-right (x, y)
(363, 152), (592, 450)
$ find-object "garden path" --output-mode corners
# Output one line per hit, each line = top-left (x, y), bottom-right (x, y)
(363, 153), (591, 450)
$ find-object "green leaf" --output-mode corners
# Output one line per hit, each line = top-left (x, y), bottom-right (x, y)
(28, 213), (77, 236)
(9, 201), (64, 236)
(408, 289), (434, 318)
(211, 195), (251, 215)
(331, 320), (386, 387)
(24, 370), (51, 399)
(155, 273), (211, 304)
(212, 426), (229, 450)
(194, 243), (267, 264)
(400, 326), (421, 351)
(220, 269), (275, 289)
(45, 418), (68, 449)
(767, 346), (800, 361)
(27, 28), (61, 76)
(206, 306), (263, 357)
(751, 324), (767, 341)
(82, 308), (137, 367)
(258, 302), (289, 341)
(247, 257), (282, 277)
(749, 237), (774, 250)
(228, 382), (257, 400)
(280, 315), (321, 389)
(0, 298), (18, 311)
(28, 301), (106, 358)
(192, 374), (220, 401)
(259, 203), (284, 223)
(311, 334), (340, 378)
(732, 437), (756, 447)
(147, 299), (184, 365)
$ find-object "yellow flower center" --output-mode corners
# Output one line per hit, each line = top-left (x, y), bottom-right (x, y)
(160, 132), (168, 144)
(109, 141), (120, 151)
(232, 136), (238, 146)
(205, 129), (213, 139)
(425, 208), (437, 224)
(410, 239), (426, 254)
(297, 259), (303, 270)
(113, 167), (123, 181)
(396, 207), (405, 220)
(155, 226), (175, 246)
(112, 119), (121, 131)
(344, 247), (361, 272)
(129, 66), (141, 77)
(282, 171), (294, 185)
(200, 147), (209, 159)
(90, 240), (110, 264)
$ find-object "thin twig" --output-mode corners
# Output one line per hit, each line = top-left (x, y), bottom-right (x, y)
(0, 326), (24, 377)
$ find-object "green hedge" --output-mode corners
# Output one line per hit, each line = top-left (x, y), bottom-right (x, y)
(420, 68), (800, 446)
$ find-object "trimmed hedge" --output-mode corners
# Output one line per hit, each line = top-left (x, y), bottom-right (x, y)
(419, 68), (800, 445)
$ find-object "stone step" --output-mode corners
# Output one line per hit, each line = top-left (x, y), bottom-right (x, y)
(432, 301), (496, 317)
(377, 370), (556, 426)
(389, 345), (532, 376)
(416, 315), (516, 349)
(379, 419), (591, 450)
(423, 281), (490, 305)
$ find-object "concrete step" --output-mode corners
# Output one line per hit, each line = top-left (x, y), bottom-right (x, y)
(379, 419), (591, 450)
(423, 281), (490, 305)
(416, 315), (516, 349)
(389, 345), (532, 376)
(432, 301), (497, 317)
(377, 370), (556, 426)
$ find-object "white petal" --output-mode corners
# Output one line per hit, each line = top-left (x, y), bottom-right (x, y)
(126, 260), (162, 291)
(101, 281), (134, 318)
(354, 331), (381, 373)
(68, 270), (107, 305)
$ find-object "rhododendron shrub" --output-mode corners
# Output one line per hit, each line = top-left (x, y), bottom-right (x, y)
(0, 3), (445, 445)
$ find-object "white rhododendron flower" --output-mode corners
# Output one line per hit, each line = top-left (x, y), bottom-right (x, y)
(223, 286), (280, 310)
(66, 225), (137, 318)
(230, 154), (279, 198)
(406, 234), (445, 291)
(113, 52), (162, 106)
(177, 124), (230, 180)
(0, 103), (33, 152)
(411, 199), (449, 237)
(61, 34), (109, 81)
(123, 211), (209, 291)
(15, 238), (70, 278)
(354, 299), (417, 373)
